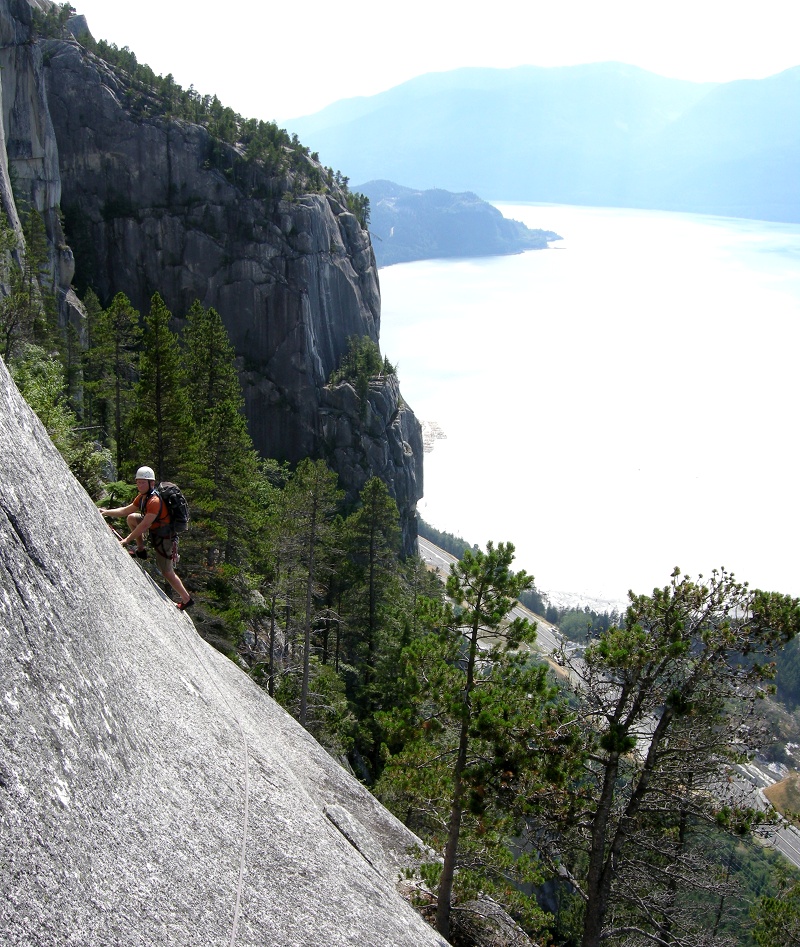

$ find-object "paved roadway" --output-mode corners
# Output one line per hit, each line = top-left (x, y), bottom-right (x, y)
(739, 762), (800, 867)
(417, 535), (800, 870)
(418, 536), (563, 655)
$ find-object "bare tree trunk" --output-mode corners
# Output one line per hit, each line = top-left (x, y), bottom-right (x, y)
(299, 501), (318, 727)
(436, 613), (480, 940)
(268, 593), (277, 698)
(581, 755), (620, 947)
(436, 714), (468, 939)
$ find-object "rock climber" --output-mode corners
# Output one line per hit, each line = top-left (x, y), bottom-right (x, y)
(100, 465), (194, 610)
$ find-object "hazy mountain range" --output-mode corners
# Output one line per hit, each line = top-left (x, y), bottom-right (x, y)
(288, 63), (800, 223)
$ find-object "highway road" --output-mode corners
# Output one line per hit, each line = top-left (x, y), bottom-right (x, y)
(418, 536), (564, 656)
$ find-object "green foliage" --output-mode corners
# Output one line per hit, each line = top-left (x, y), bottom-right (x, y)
(341, 477), (401, 665)
(345, 191), (371, 230)
(181, 300), (240, 417)
(12, 344), (77, 453)
(11, 344), (111, 498)
(774, 635), (800, 709)
(126, 292), (192, 480)
(752, 870), (800, 946)
(556, 606), (622, 643)
(275, 659), (356, 759)
(547, 566), (800, 947)
(329, 335), (395, 402)
(20, 207), (58, 351)
(0, 213), (28, 362)
(335, 478), (405, 773)
(178, 301), (261, 564)
(83, 291), (141, 472)
(100, 480), (137, 509)
(377, 542), (579, 941)
(0, 206), (57, 361)
(31, 2), (75, 38)
(280, 458), (344, 727)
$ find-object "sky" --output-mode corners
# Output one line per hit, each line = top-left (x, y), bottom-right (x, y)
(71, 0), (800, 122)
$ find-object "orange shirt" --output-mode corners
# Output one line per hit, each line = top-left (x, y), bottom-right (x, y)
(135, 491), (170, 530)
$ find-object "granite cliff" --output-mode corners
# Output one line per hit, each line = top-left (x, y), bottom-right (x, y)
(0, 352), (445, 945)
(0, 0), (422, 550)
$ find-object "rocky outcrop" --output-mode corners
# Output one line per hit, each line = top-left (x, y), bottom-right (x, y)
(320, 374), (423, 542)
(355, 179), (561, 266)
(0, 0), (83, 331)
(0, 353), (445, 946)
(0, 0), (422, 551)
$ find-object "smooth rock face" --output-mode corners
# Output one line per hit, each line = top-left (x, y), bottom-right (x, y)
(0, 0), (422, 552)
(0, 0), (78, 326)
(0, 355), (446, 946)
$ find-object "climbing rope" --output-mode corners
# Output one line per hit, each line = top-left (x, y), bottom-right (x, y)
(174, 608), (251, 947)
(114, 525), (251, 946)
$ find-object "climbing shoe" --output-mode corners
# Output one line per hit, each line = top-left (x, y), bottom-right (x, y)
(129, 548), (148, 560)
(177, 598), (194, 611)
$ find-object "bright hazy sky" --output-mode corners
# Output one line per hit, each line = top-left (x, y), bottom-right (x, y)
(72, 0), (799, 121)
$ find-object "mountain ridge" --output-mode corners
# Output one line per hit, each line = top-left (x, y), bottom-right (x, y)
(288, 63), (800, 222)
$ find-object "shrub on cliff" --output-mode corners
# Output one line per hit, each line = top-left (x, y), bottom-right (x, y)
(329, 335), (396, 401)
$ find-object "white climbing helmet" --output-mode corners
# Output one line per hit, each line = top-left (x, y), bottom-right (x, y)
(135, 466), (156, 481)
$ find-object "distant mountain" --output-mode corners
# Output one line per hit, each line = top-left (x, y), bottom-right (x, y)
(353, 180), (560, 266)
(288, 63), (800, 223)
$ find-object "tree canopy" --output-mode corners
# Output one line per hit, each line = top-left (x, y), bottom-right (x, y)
(549, 567), (800, 947)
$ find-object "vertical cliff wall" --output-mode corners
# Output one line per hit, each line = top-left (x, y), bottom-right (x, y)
(0, 352), (444, 946)
(0, 0), (422, 549)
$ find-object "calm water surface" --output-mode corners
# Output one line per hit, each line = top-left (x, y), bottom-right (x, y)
(379, 203), (800, 604)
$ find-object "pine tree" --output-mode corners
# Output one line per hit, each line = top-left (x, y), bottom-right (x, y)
(185, 399), (261, 566)
(342, 477), (402, 676)
(0, 212), (28, 362)
(80, 288), (104, 428)
(552, 568), (800, 947)
(340, 476), (403, 772)
(377, 542), (579, 940)
(249, 459), (291, 698)
(280, 459), (343, 727)
(86, 292), (141, 473)
(20, 207), (57, 351)
(126, 292), (191, 480)
(181, 300), (239, 415)
(179, 301), (260, 565)
(753, 872), (800, 946)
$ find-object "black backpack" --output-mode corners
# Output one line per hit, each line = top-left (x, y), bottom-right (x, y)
(155, 482), (190, 534)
